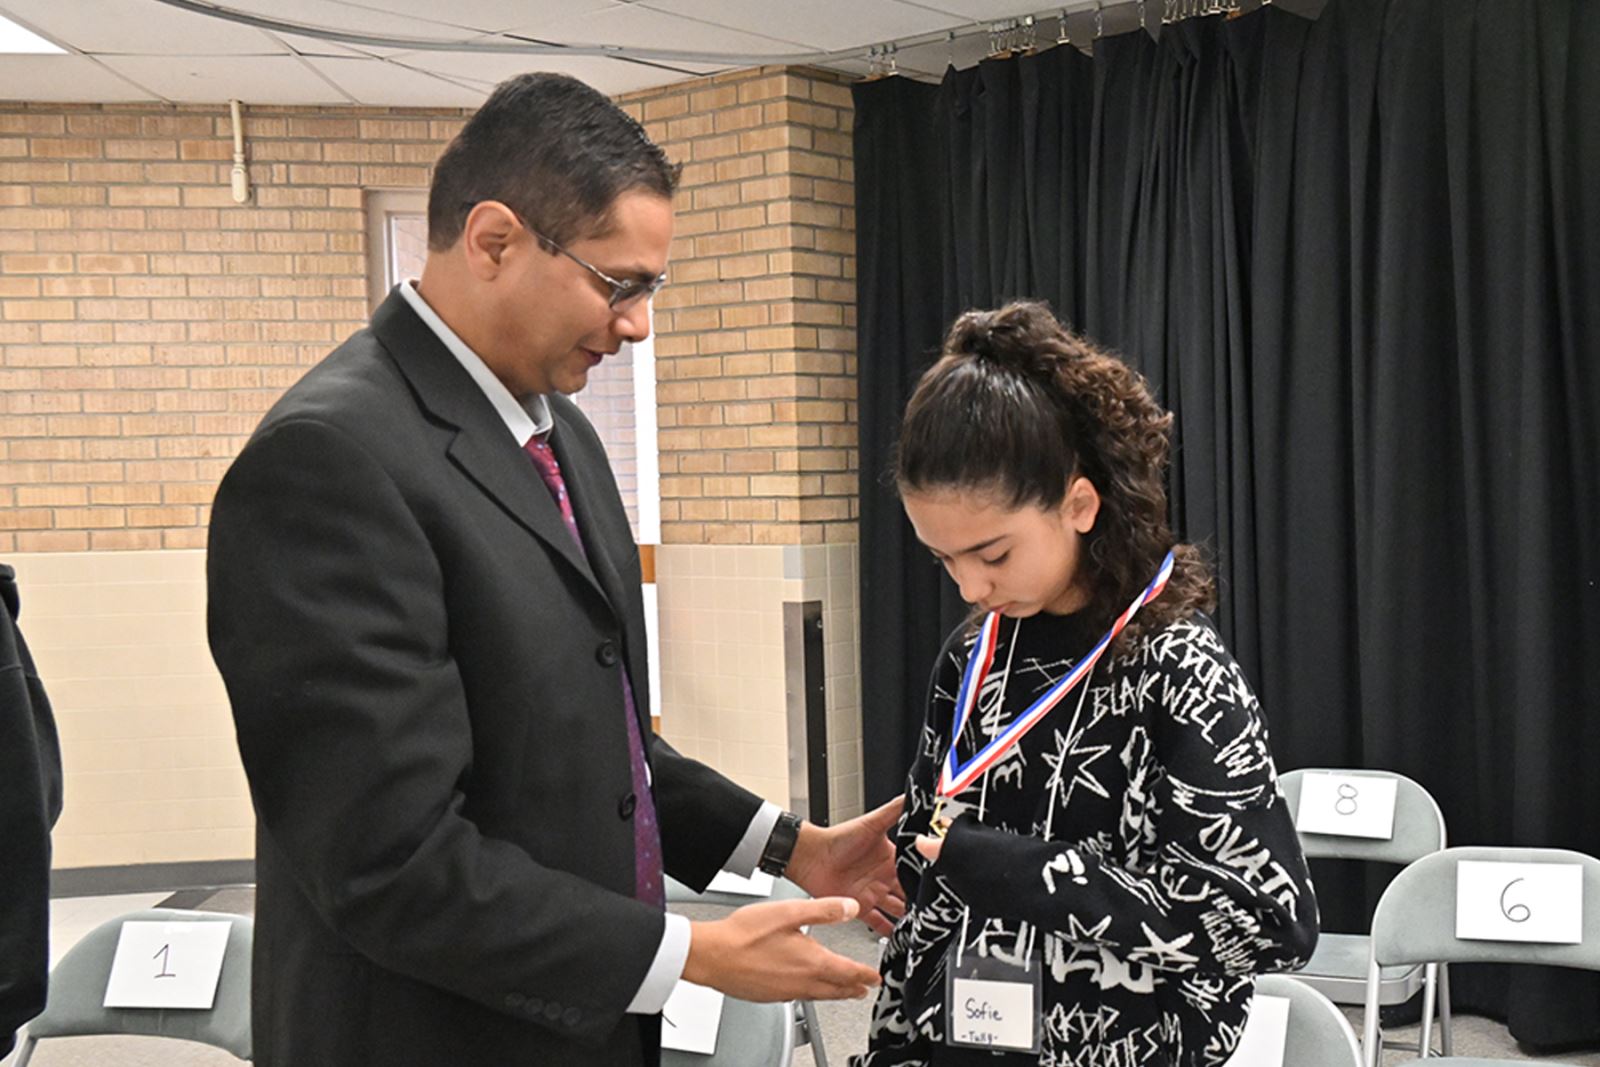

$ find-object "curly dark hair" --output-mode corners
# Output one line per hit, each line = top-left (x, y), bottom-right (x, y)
(894, 300), (1214, 651)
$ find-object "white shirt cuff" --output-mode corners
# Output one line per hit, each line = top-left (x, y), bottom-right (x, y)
(627, 913), (691, 1014)
(723, 801), (784, 877)
(625, 802), (784, 1015)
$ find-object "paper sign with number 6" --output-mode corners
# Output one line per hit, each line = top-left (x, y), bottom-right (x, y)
(1293, 772), (1398, 840)
(1455, 861), (1583, 944)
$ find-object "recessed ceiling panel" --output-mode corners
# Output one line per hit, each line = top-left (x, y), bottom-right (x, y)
(503, 4), (805, 55)
(640, 0), (966, 54)
(214, 0), (496, 41)
(904, 0), (1067, 20)
(394, 50), (718, 97)
(330, 0), (616, 35)
(0, 54), (159, 101)
(306, 55), (489, 107)
(97, 54), (354, 104)
(0, 0), (286, 55)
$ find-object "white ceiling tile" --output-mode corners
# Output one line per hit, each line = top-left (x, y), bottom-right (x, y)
(269, 31), (373, 58)
(212, 0), (500, 41)
(391, 50), (718, 97)
(503, 4), (807, 55)
(902, 0), (1063, 20)
(0, 0), (287, 55)
(0, 54), (159, 101)
(96, 54), (355, 104)
(328, 0), (617, 36)
(305, 56), (490, 107)
(640, 0), (967, 53)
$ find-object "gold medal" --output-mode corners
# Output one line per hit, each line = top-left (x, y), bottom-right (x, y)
(931, 794), (952, 838)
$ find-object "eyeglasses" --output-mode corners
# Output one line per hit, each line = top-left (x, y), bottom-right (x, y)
(467, 202), (666, 310)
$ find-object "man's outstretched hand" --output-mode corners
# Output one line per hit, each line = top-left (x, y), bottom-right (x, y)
(684, 897), (880, 1002)
(784, 795), (907, 936)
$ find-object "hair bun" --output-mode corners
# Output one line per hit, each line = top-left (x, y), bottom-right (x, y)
(947, 301), (1066, 378)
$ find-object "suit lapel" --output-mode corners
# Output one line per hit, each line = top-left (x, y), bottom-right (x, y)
(369, 291), (609, 608)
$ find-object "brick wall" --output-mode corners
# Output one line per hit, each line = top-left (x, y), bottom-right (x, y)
(620, 67), (860, 547)
(1, 69), (869, 858)
(0, 103), (467, 553)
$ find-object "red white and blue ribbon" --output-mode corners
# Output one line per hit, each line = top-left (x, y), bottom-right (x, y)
(937, 549), (1176, 799)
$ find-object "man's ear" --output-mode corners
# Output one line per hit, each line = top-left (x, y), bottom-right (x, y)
(1064, 475), (1101, 534)
(461, 201), (521, 279)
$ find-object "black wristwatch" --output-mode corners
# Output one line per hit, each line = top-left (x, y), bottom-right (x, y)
(757, 811), (803, 877)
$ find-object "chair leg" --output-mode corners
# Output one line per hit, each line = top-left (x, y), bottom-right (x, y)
(801, 999), (829, 1067)
(1437, 962), (1454, 1057)
(13, 1035), (37, 1067)
(1418, 962), (1438, 1058)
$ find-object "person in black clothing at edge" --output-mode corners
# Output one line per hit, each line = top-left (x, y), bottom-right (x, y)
(855, 302), (1319, 1066)
(1, 563), (63, 1058)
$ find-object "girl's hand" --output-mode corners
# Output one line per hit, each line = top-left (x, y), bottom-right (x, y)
(913, 834), (944, 864)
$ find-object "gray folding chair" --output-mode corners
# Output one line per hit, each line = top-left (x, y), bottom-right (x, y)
(14, 907), (252, 1065)
(1279, 768), (1452, 1055)
(1251, 973), (1363, 1067)
(1363, 846), (1600, 1066)
(665, 875), (829, 1066)
(661, 992), (795, 1067)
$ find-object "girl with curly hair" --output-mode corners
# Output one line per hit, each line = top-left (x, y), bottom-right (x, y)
(856, 302), (1318, 1067)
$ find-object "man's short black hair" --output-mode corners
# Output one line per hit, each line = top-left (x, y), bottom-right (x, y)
(428, 72), (680, 251)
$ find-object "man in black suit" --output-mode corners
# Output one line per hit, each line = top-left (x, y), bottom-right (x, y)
(0, 563), (62, 1058)
(207, 72), (901, 1066)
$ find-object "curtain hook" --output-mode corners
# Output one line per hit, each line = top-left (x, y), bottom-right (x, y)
(1057, 7), (1070, 44)
(1094, 0), (1104, 38)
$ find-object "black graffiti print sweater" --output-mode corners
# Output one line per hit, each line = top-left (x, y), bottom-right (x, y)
(857, 611), (1319, 1067)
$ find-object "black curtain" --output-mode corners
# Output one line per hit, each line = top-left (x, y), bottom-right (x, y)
(855, 0), (1600, 1047)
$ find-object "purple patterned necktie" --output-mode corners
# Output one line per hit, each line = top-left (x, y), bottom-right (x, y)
(524, 433), (664, 908)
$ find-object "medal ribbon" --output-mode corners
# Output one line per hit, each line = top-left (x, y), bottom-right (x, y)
(937, 549), (1176, 798)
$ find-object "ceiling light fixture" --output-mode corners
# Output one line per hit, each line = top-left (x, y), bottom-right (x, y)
(0, 13), (67, 54)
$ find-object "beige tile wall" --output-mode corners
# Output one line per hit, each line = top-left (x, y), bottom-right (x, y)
(656, 541), (863, 821)
(18, 541), (866, 867)
(12, 549), (252, 868)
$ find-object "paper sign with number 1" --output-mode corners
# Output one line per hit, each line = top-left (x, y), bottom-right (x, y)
(103, 921), (233, 1009)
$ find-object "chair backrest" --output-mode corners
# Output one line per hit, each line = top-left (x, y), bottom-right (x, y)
(1369, 846), (1600, 970)
(22, 907), (252, 1061)
(1252, 973), (1362, 1067)
(660, 995), (795, 1067)
(1279, 768), (1446, 864)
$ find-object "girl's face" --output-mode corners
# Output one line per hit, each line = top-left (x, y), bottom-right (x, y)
(902, 479), (1101, 618)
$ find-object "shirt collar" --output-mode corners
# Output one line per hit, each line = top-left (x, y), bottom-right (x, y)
(396, 280), (553, 444)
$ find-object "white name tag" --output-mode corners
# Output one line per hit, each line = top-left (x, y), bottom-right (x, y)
(948, 978), (1035, 1050)
(661, 979), (724, 1055)
(1223, 993), (1290, 1067)
(103, 921), (232, 1010)
(706, 869), (776, 897)
(1294, 773), (1397, 840)
(1456, 861), (1583, 944)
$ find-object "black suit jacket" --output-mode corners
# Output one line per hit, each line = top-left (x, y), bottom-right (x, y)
(207, 291), (763, 1066)
(0, 564), (62, 1059)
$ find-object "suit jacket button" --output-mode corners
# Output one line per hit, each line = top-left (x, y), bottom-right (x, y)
(618, 792), (637, 819)
(505, 992), (524, 1009)
(596, 640), (619, 666)
(543, 1000), (563, 1021)
(562, 1007), (583, 1027)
